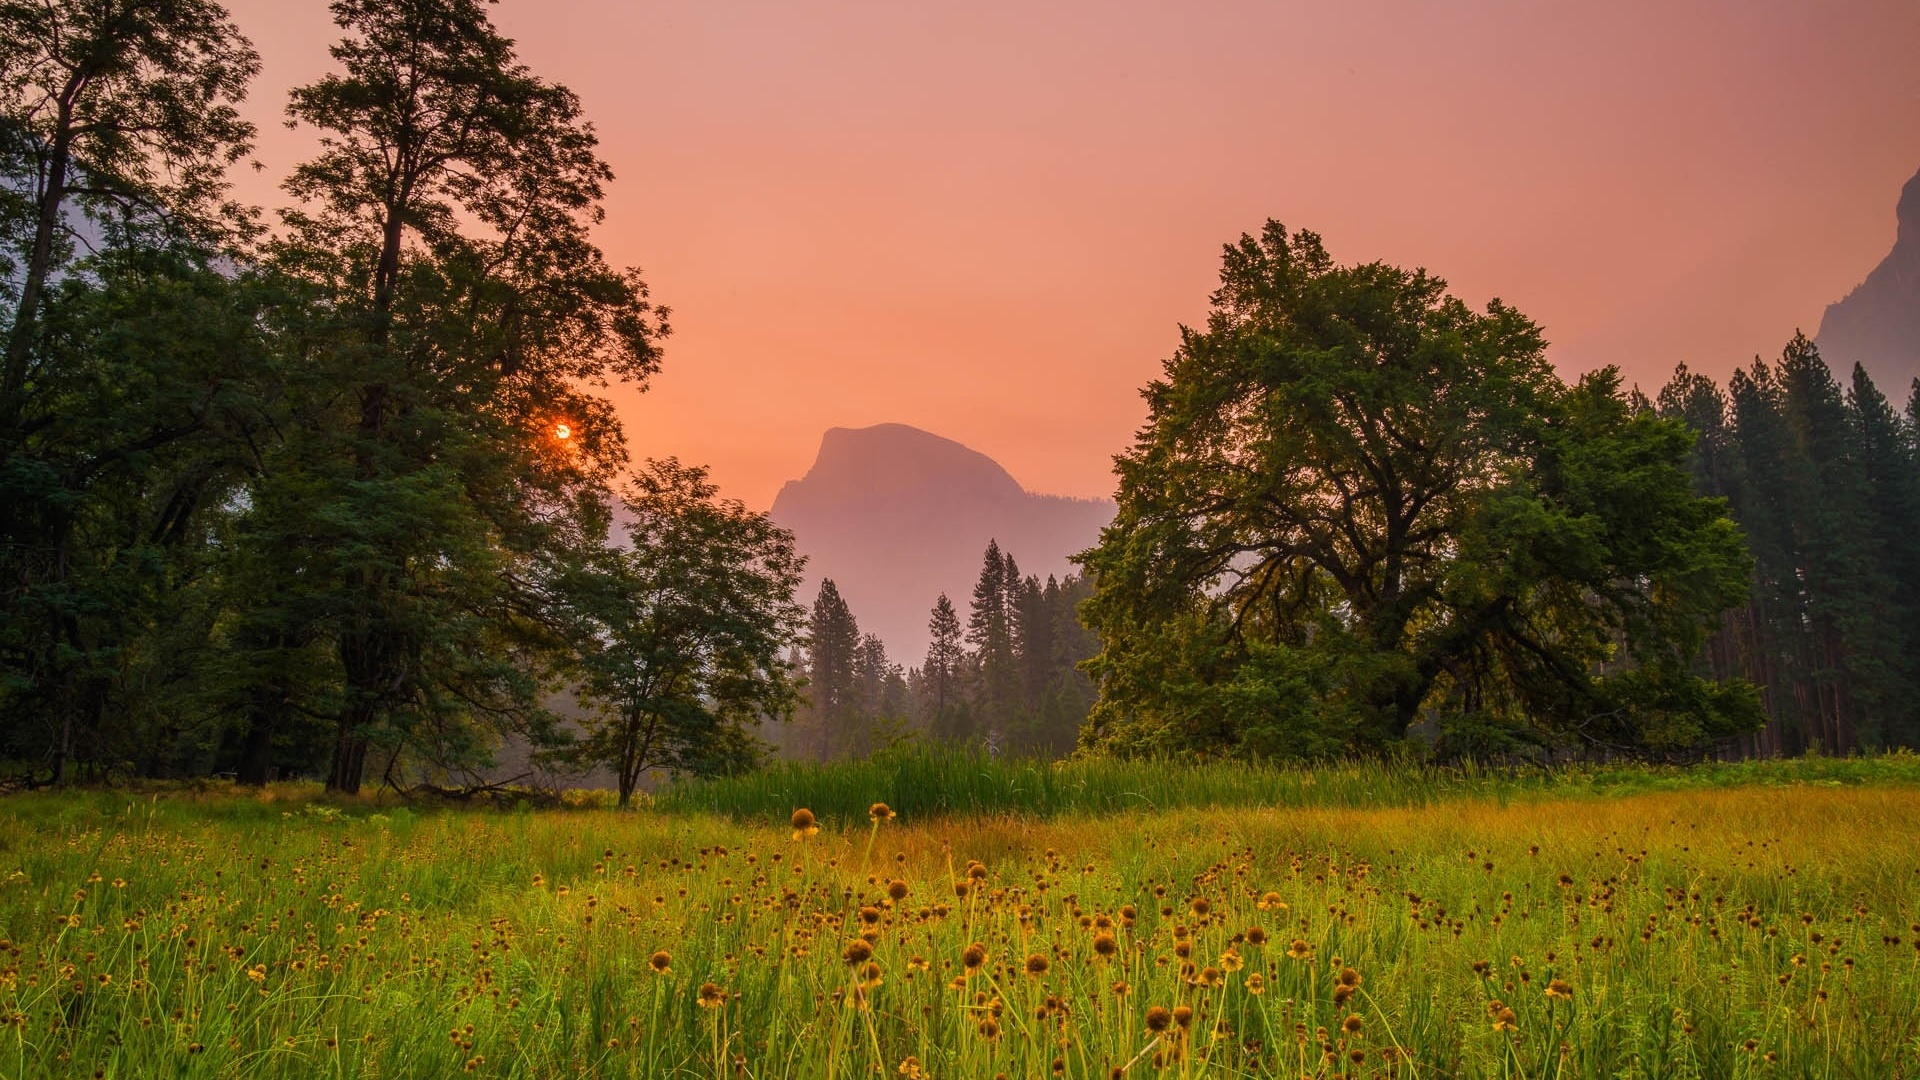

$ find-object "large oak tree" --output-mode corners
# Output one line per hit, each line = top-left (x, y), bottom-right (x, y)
(1078, 223), (1760, 759)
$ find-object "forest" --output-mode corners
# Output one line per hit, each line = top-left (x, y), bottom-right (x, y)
(3, 0), (1919, 798)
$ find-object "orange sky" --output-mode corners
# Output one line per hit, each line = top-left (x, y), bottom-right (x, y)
(224, 0), (1920, 507)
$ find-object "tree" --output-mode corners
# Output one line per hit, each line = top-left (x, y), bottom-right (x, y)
(0, 0), (261, 783)
(1078, 222), (1759, 760)
(967, 540), (1019, 738)
(555, 460), (805, 807)
(0, 0), (258, 426)
(269, 0), (665, 792)
(803, 579), (861, 760)
(922, 593), (965, 738)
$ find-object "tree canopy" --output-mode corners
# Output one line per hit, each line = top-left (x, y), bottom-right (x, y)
(1077, 223), (1761, 760)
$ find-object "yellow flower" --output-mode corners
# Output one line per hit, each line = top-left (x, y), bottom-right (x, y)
(868, 803), (895, 823)
(697, 982), (726, 1009)
(648, 950), (671, 975)
(1245, 972), (1266, 996)
(1545, 979), (1573, 1001)
(790, 808), (819, 841)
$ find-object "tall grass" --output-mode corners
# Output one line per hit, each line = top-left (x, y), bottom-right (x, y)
(3, 761), (1919, 1077)
(656, 745), (1920, 822)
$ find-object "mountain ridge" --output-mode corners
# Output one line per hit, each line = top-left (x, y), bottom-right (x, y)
(1816, 164), (1920, 393)
(769, 424), (1114, 665)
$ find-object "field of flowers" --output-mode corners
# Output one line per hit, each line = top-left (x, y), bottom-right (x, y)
(2, 760), (1917, 1078)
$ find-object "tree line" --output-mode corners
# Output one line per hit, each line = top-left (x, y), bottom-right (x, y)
(5, 4), (1914, 786)
(1655, 336), (1920, 753)
(779, 539), (1098, 761)
(0, 0), (805, 802)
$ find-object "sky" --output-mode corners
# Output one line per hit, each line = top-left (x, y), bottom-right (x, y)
(223, 0), (1920, 508)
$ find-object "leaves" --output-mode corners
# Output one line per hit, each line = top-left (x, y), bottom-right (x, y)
(1080, 222), (1758, 759)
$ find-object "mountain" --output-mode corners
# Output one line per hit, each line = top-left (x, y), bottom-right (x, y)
(1817, 164), (1920, 394)
(770, 424), (1114, 665)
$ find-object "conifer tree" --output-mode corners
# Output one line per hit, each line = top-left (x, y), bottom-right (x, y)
(968, 540), (1019, 739)
(1846, 363), (1920, 745)
(923, 594), (967, 739)
(804, 580), (860, 760)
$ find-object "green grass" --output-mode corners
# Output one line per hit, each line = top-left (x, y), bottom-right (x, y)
(2, 757), (1918, 1078)
(655, 746), (1920, 822)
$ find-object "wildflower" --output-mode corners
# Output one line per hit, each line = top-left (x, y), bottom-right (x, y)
(1173, 1005), (1193, 1029)
(1338, 967), (1361, 988)
(843, 940), (874, 966)
(1545, 979), (1573, 1001)
(1245, 972), (1266, 995)
(1258, 892), (1287, 911)
(791, 809), (819, 841)
(1220, 948), (1243, 972)
(962, 943), (987, 971)
(1145, 1006), (1172, 1033)
(1342, 1015), (1363, 1035)
(697, 982), (726, 1009)
(1111, 979), (1132, 997)
(1190, 897), (1211, 916)
(1287, 939), (1313, 960)
(899, 1056), (929, 1079)
(887, 879), (910, 902)
(1244, 926), (1268, 947)
(862, 961), (884, 989)
(1092, 933), (1118, 958)
(1492, 1008), (1518, 1033)
(869, 803), (896, 823)
(1025, 953), (1049, 976)
(649, 950), (672, 975)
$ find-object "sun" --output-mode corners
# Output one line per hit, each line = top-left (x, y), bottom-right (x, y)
(553, 422), (571, 441)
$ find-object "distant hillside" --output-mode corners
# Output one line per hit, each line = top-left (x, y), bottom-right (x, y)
(1817, 164), (1920, 394)
(770, 424), (1114, 665)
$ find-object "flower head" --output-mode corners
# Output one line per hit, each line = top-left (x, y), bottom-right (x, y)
(790, 808), (819, 841)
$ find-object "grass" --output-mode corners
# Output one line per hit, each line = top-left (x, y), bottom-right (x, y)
(656, 746), (1920, 822)
(0, 757), (1917, 1077)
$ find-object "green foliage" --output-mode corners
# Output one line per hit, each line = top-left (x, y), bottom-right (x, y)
(0, 0), (261, 784)
(251, 0), (667, 793)
(1079, 223), (1758, 760)
(552, 459), (807, 807)
(1658, 338), (1920, 753)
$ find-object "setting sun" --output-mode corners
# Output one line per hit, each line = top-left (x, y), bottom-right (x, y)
(554, 422), (571, 441)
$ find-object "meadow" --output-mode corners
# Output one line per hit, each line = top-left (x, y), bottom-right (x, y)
(2, 755), (1918, 1078)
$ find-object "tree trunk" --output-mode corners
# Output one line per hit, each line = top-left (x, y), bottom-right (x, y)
(1, 100), (73, 429)
(236, 690), (280, 786)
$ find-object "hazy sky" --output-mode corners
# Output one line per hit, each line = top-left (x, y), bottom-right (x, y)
(224, 0), (1920, 507)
